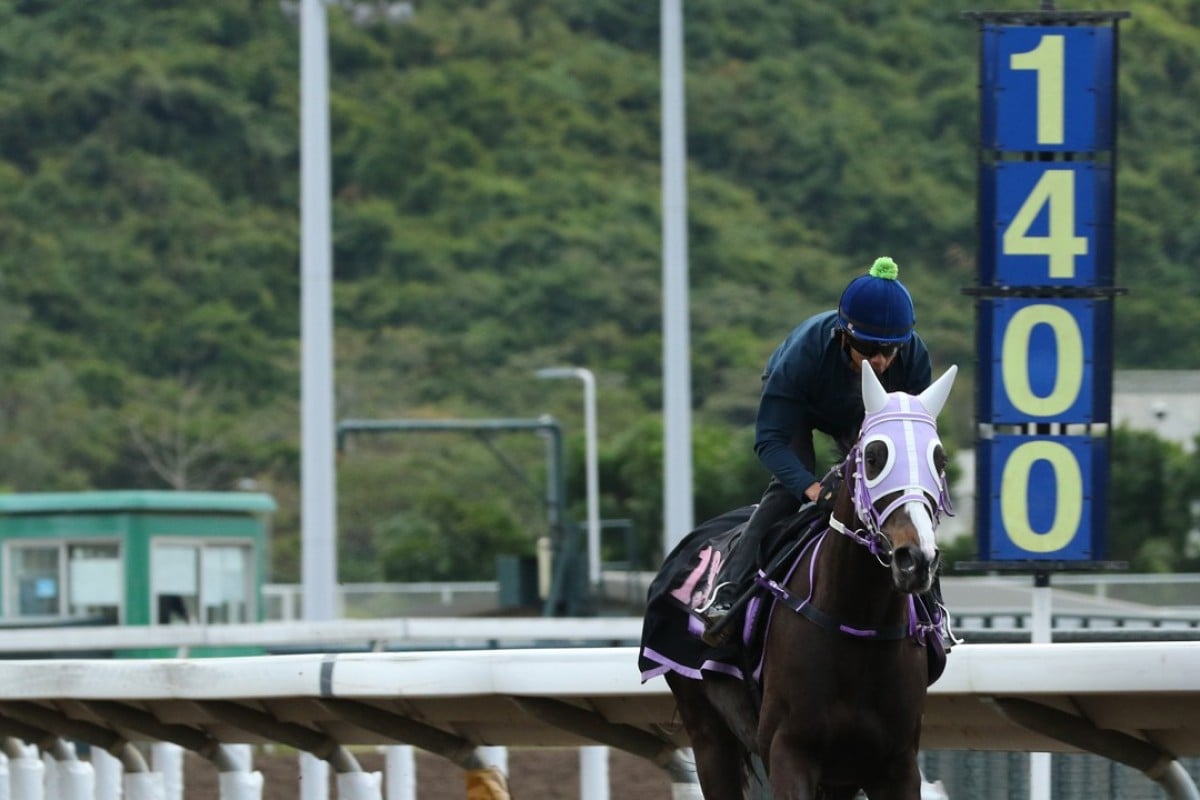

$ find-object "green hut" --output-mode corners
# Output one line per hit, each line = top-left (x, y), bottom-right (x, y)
(0, 491), (274, 630)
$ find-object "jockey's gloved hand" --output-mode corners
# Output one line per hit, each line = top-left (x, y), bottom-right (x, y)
(815, 468), (842, 512)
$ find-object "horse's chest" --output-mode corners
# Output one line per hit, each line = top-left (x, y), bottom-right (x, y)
(764, 656), (926, 749)
(802, 703), (920, 782)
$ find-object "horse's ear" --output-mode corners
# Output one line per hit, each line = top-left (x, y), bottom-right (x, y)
(861, 360), (889, 415)
(917, 364), (958, 418)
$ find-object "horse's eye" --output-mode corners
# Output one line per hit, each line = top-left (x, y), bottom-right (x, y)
(864, 440), (888, 478)
(933, 444), (946, 473)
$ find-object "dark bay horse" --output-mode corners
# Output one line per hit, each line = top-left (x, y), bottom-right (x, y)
(663, 362), (957, 799)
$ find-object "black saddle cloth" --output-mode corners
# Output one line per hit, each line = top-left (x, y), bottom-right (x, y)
(637, 504), (825, 683)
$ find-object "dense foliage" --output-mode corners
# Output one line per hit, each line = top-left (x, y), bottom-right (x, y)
(0, 0), (1197, 579)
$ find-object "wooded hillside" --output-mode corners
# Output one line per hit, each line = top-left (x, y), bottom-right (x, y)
(1, 0), (1197, 579)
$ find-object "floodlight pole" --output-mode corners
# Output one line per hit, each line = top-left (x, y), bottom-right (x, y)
(300, 0), (337, 622)
(661, 0), (694, 553)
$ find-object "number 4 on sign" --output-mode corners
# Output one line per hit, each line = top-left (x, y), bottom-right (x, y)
(1001, 169), (1088, 279)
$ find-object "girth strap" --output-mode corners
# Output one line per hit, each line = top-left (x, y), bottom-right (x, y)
(754, 571), (912, 641)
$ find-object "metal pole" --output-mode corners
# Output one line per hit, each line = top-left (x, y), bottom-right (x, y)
(1159, 761), (1200, 800)
(1031, 572), (1053, 800)
(536, 368), (602, 586)
(300, 0), (338, 622)
(661, 0), (694, 554)
(581, 370), (600, 586)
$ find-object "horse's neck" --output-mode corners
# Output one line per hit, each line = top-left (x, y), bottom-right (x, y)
(810, 514), (907, 628)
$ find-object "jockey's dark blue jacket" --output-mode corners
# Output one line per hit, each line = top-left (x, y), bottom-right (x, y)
(756, 310), (932, 501)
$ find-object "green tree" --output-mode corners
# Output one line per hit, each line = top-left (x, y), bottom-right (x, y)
(379, 492), (532, 582)
(1107, 427), (1194, 571)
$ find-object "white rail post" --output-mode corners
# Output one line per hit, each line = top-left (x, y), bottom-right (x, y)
(300, 753), (330, 800)
(152, 743), (184, 800)
(335, 770), (382, 800)
(468, 747), (511, 799)
(46, 742), (94, 800)
(475, 747), (507, 776)
(0, 752), (8, 800)
(220, 744), (262, 800)
(225, 744), (253, 771)
(57, 759), (95, 800)
(124, 771), (166, 800)
(39, 752), (56, 800)
(91, 748), (123, 800)
(220, 770), (265, 800)
(383, 746), (415, 800)
(10, 745), (43, 800)
(579, 746), (609, 800)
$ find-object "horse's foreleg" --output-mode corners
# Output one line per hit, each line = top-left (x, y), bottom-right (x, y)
(819, 789), (864, 800)
(666, 674), (749, 799)
(860, 756), (923, 800)
(764, 732), (819, 800)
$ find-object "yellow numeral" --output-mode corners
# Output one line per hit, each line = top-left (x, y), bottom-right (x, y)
(1000, 304), (1084, 416)
(1010, 34), (1065, 145)
(1002, 170), (1088, 278)
(1000, 441), (1082, 552)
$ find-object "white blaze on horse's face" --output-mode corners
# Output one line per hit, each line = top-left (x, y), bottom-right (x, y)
(856, 364), (957, 573)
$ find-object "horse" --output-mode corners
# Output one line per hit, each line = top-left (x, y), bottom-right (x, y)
(646, 361), (957, 800)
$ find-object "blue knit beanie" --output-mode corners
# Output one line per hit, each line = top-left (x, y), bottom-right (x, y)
(837, 257), (915, 343)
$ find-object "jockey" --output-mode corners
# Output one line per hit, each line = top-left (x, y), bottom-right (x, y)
(700, 256), (940, 644)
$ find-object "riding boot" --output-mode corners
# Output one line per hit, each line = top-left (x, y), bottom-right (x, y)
(696, 533), (761, 648)
(699, 481), (797, 647)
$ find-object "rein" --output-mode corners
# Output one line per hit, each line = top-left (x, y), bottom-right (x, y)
(754, 527), (940, 643)
(754, 530), (913, 640)
(828, 514), (894, 567)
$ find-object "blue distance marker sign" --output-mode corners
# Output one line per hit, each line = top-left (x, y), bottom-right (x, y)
(981, 25), (1115, 152)
(978, 297), (1112, 424)
(978, 434), (1107, 561)
(979, 161), (1113, 287)
(973, 17), (1121, 564)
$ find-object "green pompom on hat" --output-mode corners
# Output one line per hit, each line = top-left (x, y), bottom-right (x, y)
(868, 256), (900, 280)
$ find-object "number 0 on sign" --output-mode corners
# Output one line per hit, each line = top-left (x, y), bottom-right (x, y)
(984, 434), (1104, 560)
(987, 298), (1098, 423)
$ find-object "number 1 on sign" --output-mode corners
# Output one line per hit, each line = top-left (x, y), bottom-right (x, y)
(1011, 34), (1065, 145)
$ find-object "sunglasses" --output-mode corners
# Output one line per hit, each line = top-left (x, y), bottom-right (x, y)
(845, 334), (899, 359)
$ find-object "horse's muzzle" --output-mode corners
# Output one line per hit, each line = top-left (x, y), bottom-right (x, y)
(891, 544), (934, 594)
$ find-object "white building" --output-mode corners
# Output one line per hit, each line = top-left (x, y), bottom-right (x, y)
(1112, 369), (1200, 453)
